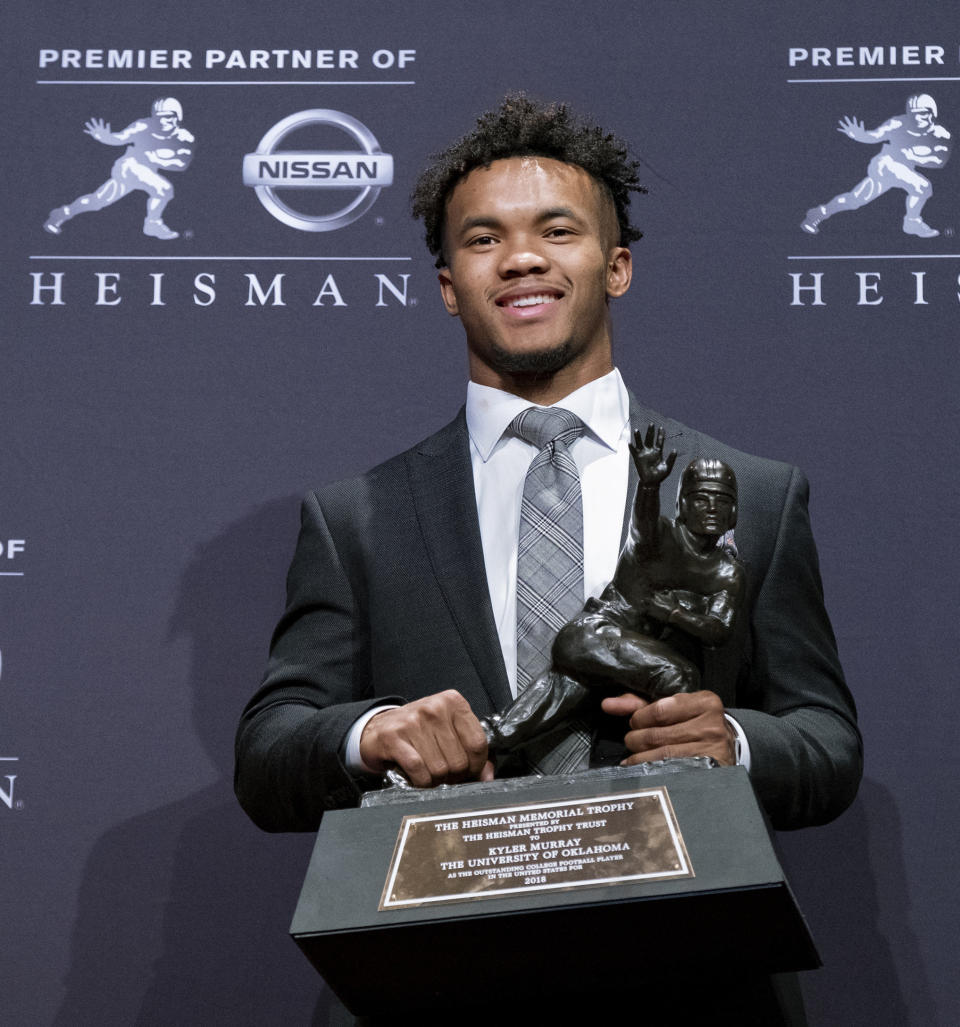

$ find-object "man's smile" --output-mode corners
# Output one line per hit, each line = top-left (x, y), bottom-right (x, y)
(504, 293), (559, 308)
(495, 288), (564, 318)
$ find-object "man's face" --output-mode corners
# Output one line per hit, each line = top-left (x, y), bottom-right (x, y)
(437, 157), (631, 392)
(679, 482), (737, 537)
(158, 112), (179, 132)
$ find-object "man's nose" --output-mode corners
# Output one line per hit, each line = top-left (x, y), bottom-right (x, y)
(498, 240), (549, 277)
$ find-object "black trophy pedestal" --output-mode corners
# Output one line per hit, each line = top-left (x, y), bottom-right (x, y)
(291, 764), (818, 1019)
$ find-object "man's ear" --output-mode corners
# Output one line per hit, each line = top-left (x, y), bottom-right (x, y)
(438, 268), (460, 316)
(606, 247), (632, 298)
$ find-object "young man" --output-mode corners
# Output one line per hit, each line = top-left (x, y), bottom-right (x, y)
(235, 96), (861, 835)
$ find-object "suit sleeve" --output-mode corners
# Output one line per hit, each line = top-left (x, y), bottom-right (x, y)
(234, 492), (398, 832)
(728, 466), (862, 830)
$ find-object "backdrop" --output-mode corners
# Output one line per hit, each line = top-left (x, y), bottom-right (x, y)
(3, 2), (957, 1024)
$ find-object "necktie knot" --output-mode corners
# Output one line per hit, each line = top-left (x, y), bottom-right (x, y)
(510, 407), (585, 452)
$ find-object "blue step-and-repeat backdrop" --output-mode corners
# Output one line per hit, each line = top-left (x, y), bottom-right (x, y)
(3, 2), (957, 1023)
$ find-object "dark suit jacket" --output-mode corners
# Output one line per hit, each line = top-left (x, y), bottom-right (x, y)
(235, 399), (861, 833)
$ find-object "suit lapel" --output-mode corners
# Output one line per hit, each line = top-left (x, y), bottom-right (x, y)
(404, 410), (513, 712)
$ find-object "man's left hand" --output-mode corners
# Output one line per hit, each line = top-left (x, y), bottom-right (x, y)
(600, 690), (736, 766)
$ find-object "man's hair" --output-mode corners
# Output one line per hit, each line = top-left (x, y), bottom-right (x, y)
(411, 94), (646, 267)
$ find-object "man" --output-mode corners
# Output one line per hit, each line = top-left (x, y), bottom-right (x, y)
(802, 93), (951, 238)
(235, 95), (861, 838)
(44, 97), (194, 240)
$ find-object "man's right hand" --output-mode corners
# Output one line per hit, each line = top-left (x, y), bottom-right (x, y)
(358, 690), (493, 787)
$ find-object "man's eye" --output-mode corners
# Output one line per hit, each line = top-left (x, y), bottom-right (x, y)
(546, 227), (573, 238)
(468, 234), (496, 246)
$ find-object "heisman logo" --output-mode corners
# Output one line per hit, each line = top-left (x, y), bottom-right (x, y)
(242, 109), (393, 232)
(44, 97), (195, 240)
(802, 94), (952, 239)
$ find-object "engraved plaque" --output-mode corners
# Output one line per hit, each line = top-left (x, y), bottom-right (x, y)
(379, 787), (692, 909)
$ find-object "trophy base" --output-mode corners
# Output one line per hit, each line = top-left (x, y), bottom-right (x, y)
(293, 764), (819, 1017)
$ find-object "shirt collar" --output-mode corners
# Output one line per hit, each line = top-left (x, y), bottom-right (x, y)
(466, 368), (630, 462)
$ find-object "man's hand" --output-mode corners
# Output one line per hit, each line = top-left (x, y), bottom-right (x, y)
(359, 690), (494, 787)
(601, 690), (736, 766)
(629, 423), (677, 486)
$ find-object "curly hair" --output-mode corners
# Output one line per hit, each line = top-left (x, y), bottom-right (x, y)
(411, 94), (646, 267)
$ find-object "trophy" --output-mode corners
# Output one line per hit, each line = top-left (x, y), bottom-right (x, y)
(290, 427), (819, 1017)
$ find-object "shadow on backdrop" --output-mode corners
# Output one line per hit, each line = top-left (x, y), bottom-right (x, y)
(54, 497), (328, 1025)
(779, 778), (936, 1026)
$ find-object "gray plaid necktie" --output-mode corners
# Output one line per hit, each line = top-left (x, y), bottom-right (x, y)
(512, 406), (592, 774)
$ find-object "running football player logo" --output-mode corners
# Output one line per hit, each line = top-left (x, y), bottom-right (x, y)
(802, 94), (951, 239)
(44, 98), (195, 240)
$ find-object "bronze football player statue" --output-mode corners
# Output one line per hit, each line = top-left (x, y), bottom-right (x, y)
(483, 424), (744, 768)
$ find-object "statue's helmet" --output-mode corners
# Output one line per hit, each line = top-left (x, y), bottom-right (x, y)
(678, 458), (738, 533)
(680, 458), (737, 499)
(152, 97), (183, 121)
(907, 94), (937, 118)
